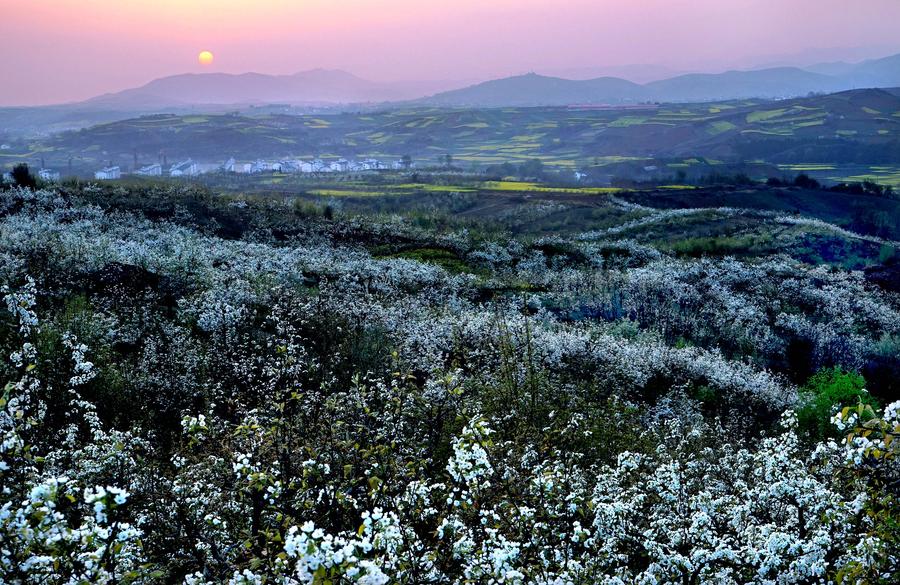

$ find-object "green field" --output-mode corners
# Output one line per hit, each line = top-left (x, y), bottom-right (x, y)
(5, 88), (895, 189)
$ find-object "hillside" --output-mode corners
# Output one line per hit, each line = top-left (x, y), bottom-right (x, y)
(420, 55), (900, 106)
(644, 67), (842, 101)
(36, 88), (900, 175)
(78, 52), (900, 110)
(420, 73), (650, 106)
(4, 53), (899, 139)
(84, 69), (454, 109)
(1, 178), (899, 581)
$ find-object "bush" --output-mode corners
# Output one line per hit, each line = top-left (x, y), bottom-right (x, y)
(797, 367), (876, 442)
(793, 173), (821, 189)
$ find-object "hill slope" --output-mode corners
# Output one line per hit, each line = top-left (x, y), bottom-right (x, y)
(421, 55), (900, 107)
(421, 73), (650, 107)
(645, 67), (843, 101)
(38, 88), (900, 174)
(83, 69), (456, 109)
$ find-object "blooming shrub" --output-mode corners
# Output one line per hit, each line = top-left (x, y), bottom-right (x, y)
(0, 185), (897, 582)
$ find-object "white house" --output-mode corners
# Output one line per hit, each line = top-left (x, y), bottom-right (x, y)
(0, 144), (10, 150)
(170, 159), (198, 177)
(197, 163), (220, 175)
(329, 158), (350, 173)
(222, 158), (237, 173)
(362, 158), (386, 170)
(94, 166), (121, 180)
(136, 163), (162, 177)
(38, 169), (60, 182)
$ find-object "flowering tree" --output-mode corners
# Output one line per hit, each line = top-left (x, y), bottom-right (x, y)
(0, 184), (897, 582)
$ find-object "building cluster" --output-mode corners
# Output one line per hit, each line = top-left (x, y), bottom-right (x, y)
(223, 157), (410, 174)
(39, 169), (61, 182)
(94, 159), (210, 180)
(94, 166), (122, 180)
(1, 168), (63, 183)
(89, 157), (412, 181)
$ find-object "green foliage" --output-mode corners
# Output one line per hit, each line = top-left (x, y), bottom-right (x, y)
(797, 367), (875, 442)
(384, 247), (474, 275)
(11, 163), (37, 189)
(667, 234), (775, 257)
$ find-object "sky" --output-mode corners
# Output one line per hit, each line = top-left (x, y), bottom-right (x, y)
(2, 0), (900, 106)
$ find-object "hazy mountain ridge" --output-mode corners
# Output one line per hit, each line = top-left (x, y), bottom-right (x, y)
(3, 53), (899, 139)
(84, 69), (458, 109)
(419, 73), (651, 107)
(422, 53), (900, 106)
(66, 51), (900, 110)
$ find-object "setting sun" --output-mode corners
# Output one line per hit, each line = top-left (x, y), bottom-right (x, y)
(198, 50), (214, 66)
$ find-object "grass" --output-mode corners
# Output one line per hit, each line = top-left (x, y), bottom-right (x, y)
(481, 181), (623, 194)
(665, 233), (776, 258)
(778, 164), (838, 172)
(375, 247), (475, 274)
(308, 189), (390, 197)
(394, 183), (477, 192)
(832, 171), (900, 188)
(708, 121), (737, 135)
(746, 109), (787, 123)
(609, 116), (650, 128)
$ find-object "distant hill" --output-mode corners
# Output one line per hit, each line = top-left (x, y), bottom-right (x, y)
(7, 52), (898, 130)
(842, 53), (900, 87)
(420, 73), (650, 107)
(539, 64), (683, 84)
(644, 67), (843, 101)
(0, 70), (464, 136)
(420, 54), (900, 107)
(82, 69), (459, 110)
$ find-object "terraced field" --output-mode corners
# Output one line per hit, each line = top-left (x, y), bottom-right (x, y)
(17, 88), (900, 183)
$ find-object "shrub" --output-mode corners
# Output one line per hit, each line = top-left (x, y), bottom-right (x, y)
(797, 367), (875, 441)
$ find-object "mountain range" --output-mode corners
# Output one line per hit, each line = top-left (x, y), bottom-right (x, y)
(79, 52), (900, 110)
(423, 53), (900, 107)
(83, 69), (457, 109)
(81, 54), (900, 110)
(2, 53), (900, 139)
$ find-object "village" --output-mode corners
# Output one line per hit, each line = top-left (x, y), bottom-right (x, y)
(0, 156), (414, 183)
(89, 156), (412, 181)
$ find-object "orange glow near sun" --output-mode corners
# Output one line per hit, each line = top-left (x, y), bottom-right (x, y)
(198, 50), (214, 66)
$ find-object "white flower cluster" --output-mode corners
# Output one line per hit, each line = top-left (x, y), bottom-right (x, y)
(0, 187), (897, 583)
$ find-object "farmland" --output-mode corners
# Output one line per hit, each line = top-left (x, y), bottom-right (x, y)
(10, 88), (896, 185)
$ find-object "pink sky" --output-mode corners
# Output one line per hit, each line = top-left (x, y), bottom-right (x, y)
(2, 0), (899, 106)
